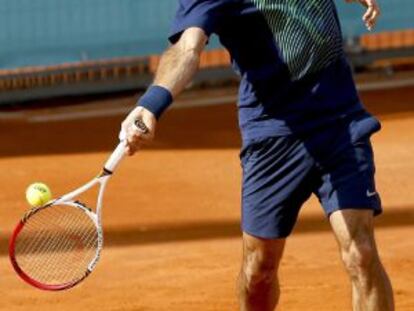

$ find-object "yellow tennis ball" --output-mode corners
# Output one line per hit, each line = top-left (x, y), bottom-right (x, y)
(25, 183), (52, 207)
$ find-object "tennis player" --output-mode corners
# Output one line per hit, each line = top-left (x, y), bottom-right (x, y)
(122, 0), (394, 310)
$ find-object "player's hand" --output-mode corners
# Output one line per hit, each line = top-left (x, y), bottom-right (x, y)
(121, 106), (157, 156)
(346, 0), (380, 31)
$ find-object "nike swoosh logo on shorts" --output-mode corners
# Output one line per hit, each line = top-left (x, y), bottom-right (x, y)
(366, 190), (377, 197)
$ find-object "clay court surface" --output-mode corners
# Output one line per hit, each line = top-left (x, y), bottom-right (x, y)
(0, 85), (413, 310)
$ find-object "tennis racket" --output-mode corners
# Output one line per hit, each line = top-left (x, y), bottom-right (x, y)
(9, 120), (148, 291)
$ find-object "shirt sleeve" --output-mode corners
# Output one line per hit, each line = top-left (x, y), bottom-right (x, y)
(168, 0), (228, 44)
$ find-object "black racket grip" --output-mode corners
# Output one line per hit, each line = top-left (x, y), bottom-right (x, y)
(134, 119), (149, 134)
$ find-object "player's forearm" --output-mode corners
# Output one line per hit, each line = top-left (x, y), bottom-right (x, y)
(154, 43), (201, 98)
(136, 28), (207, 119)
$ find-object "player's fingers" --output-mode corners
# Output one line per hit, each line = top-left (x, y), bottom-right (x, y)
(369, 10), (379, 30)
(125, 129), (143, 154)
(126, 125), (145, 145)
(125, 143), (141, 156)
(131, 127), (153, 146)
(120, 125), (141, 156)
(122, 118), (145, 141)
(363, 1), (379, 30)
(369, 2), (380, 28)
(120, 106), (156, 156)
(363, 5), (373, 22)
(125, 144), (133, 156)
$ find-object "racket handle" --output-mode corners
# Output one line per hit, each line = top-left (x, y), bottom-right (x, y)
(103, 141), (126, 173)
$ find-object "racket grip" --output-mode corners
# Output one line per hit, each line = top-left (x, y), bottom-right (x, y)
(103, 141), (126, 173)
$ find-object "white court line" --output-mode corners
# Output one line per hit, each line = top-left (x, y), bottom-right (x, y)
(0, 111), (25, 120)
(28, 107), (131, 123)
(357, 78), (414, 91)
(1, 77), (413, 123)
(27, 95), (237, 123)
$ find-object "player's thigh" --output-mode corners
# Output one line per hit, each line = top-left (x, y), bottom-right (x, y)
(329, 209), (375, 249)
(241, 232), (286, 271)
(329, 209), (381, 272)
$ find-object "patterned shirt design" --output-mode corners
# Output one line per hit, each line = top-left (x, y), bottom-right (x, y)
(251, 0), (344, 80)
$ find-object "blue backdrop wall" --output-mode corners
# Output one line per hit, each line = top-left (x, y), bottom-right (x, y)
(0, 0), (413, 70)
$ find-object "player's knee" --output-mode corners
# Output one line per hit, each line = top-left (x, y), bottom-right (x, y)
(242, 253), (278, 290)
(341, 238), (377, 277)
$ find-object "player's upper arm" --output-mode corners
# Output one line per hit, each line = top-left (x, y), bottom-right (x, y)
(168, 0), (225, 45)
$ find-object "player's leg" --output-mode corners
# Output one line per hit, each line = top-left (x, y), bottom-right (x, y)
(329, 209), (394, 311)
(239, 136), (315, 311)
(313, 121), (395, 310)
(238, 233), (285, 311)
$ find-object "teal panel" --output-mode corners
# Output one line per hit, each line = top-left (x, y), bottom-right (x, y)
(0, 0), (178, 68)
(336, 0), (414, 37)
(0, 0), (413, 70)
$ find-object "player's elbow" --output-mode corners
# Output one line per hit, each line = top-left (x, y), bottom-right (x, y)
(174, 27), (207, 59)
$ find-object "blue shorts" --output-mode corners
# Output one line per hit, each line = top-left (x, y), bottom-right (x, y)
(240, 113), (382, 239)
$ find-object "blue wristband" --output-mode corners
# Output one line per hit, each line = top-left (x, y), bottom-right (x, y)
(137, 85), (173, 119)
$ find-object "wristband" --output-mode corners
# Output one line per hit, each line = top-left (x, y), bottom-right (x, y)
(137, 85), (173, 119)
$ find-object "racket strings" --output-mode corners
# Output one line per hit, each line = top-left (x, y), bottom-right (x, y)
(18, 211), (96, 284)
(14, 204), (99, 285)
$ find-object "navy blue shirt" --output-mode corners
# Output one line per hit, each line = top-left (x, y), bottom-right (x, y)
(169, 0), (379, 141)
